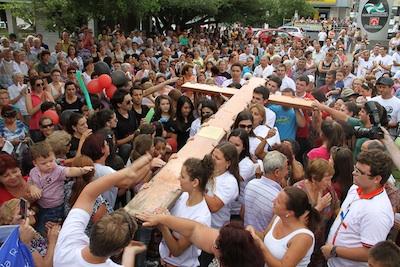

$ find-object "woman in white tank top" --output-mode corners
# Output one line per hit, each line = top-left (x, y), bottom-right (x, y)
(247, 186), (320, 267)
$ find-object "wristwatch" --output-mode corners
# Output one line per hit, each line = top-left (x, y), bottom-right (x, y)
(330, 246), (338, 258)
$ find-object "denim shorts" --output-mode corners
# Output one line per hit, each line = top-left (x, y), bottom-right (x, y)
(35, 203), (64, 234)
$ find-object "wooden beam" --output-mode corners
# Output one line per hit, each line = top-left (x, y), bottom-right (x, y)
(124, 77), (266, 215)
(182, 81), (315, 110)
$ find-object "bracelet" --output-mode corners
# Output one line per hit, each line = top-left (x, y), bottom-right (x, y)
(385, 140), (394, 146)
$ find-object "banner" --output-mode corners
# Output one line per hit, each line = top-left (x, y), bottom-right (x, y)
(358, 0), (393, 40)
(307, 0), (337, 6)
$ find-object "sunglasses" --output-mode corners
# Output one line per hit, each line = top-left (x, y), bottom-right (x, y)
(68, 71), (76, 74)
(3, 111), (17, 118)
(35, 83), (44, 87)
(238, 124), (253, 129)
(41, 123), (54, 128)
(125, 99), (132, 104)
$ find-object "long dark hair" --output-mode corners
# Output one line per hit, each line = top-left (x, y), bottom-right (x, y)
(233, 110), (256, 137)
(97, 129), (124, 170)
(183, 154), (215, 192)
(320, 120), (345, 150)
(69, 155), (95, 208)
(175, 95), (194, 132)
(228, 128), (250, 162)
(284, 186), (320, 232)
(213, 142), (240, 183)
(154, 95), (175, 119)
(88, 109), (116, 132)
(330, 146), (353, 202)
(217, 221), (264, 267)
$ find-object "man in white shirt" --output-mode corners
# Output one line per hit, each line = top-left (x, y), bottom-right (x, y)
(312, 43), (326, 66)
(342, 61), (356, 88)
(318, 28), (327, 47)
(391, 44), (400, 75)
(372, 77), (400, 138)
(355, 49), (374, 77)
(322, 150), (394, 267)
(221, 62), (246, 87)
(251, 85), (276, 128)
(276, 63), (295, 91)
(54, 155), (157, 267)
(372, 46), (393, 79)
(239, 45), (254, 65)
(322, 38), (335, 53)
(254, 55), (274, 78)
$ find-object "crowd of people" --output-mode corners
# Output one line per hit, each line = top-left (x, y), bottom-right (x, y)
(0, 22), (400, 267)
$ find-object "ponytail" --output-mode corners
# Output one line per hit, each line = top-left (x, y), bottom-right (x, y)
(305, 206), (321, 232)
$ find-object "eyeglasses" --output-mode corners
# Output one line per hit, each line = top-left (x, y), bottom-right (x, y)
(125, 99), (132, 104)
(35, 83), (44, 87)
(41, 123), (54, 128)
(238, 124), (253, 129)
(353, 165), (374, 177)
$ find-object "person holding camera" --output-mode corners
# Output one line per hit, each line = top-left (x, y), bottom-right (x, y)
(372, 77), (400, 139)
(312, 100), (388, 158)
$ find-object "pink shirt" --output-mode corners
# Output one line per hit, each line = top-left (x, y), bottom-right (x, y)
(307, 146), (330, 161)
(28, 165), (68, 208)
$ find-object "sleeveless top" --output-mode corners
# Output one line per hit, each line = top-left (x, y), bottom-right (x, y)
(319, 60), (332, 79)
(49, 82), (65, 99)
(263, 217), (315, 267)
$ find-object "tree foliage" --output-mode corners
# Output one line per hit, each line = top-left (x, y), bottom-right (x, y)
(0, 2), (35, 27)
(1, 0), (315, 33)
(264, 0), (315, 27)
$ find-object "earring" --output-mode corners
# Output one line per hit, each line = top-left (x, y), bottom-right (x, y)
(285, 214), (289, 218)
(226, 166), (229, 170)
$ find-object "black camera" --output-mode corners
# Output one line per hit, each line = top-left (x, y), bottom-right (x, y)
(353, 101), (384, 139)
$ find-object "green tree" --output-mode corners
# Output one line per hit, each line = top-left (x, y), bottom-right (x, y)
(0, 1), (35, 27)
(150, 0), (226, 32)
(264, 0), (315, 27)
(215, 0), (269, 26)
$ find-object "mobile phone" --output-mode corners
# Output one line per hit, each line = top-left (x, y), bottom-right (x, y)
(20, 198), (28, 219)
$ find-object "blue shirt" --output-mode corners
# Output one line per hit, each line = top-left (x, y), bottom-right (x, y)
(0, 120), (29, 142)
(269, 104), (298, 140)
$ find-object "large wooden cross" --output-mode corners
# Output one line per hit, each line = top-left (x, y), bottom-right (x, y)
(125, 78), (314, 215)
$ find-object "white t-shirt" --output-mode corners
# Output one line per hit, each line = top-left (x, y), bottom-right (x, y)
(94, 164), (117, 207)
(54, 208), (122, 267)
(230, 157), (256, 215)
(280, 76), (296, 91)
(327, 185), (394, 267)
(159, 193), (211, 267)
(371, 95), (400, 137)
(374, 54), (393, 79)
(206, 171), (238, 229)
(221, 78), (246, 87)
(265, 107), (276, 129)
(391, 52), (400, 73)
(190, 118), (201, 137)
(318, 32), (327, 42)
(357, 57), (374, 77)
(8, 83), (28, 115)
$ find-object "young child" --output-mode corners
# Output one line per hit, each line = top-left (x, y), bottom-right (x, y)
(153, 137), (167, 161)
(326, 68), (345, 100)
(368, 240), (400, 267)
(28, 141), (94, 233)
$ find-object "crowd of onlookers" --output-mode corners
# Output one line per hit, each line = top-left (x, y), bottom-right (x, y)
(0, 21), (400, 267)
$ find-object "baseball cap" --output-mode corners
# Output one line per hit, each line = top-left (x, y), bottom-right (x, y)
(376, 77), (394, 87)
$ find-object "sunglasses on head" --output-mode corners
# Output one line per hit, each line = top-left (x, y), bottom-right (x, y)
(41, 123), (54, 128)
(3, 111), (17, 118)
